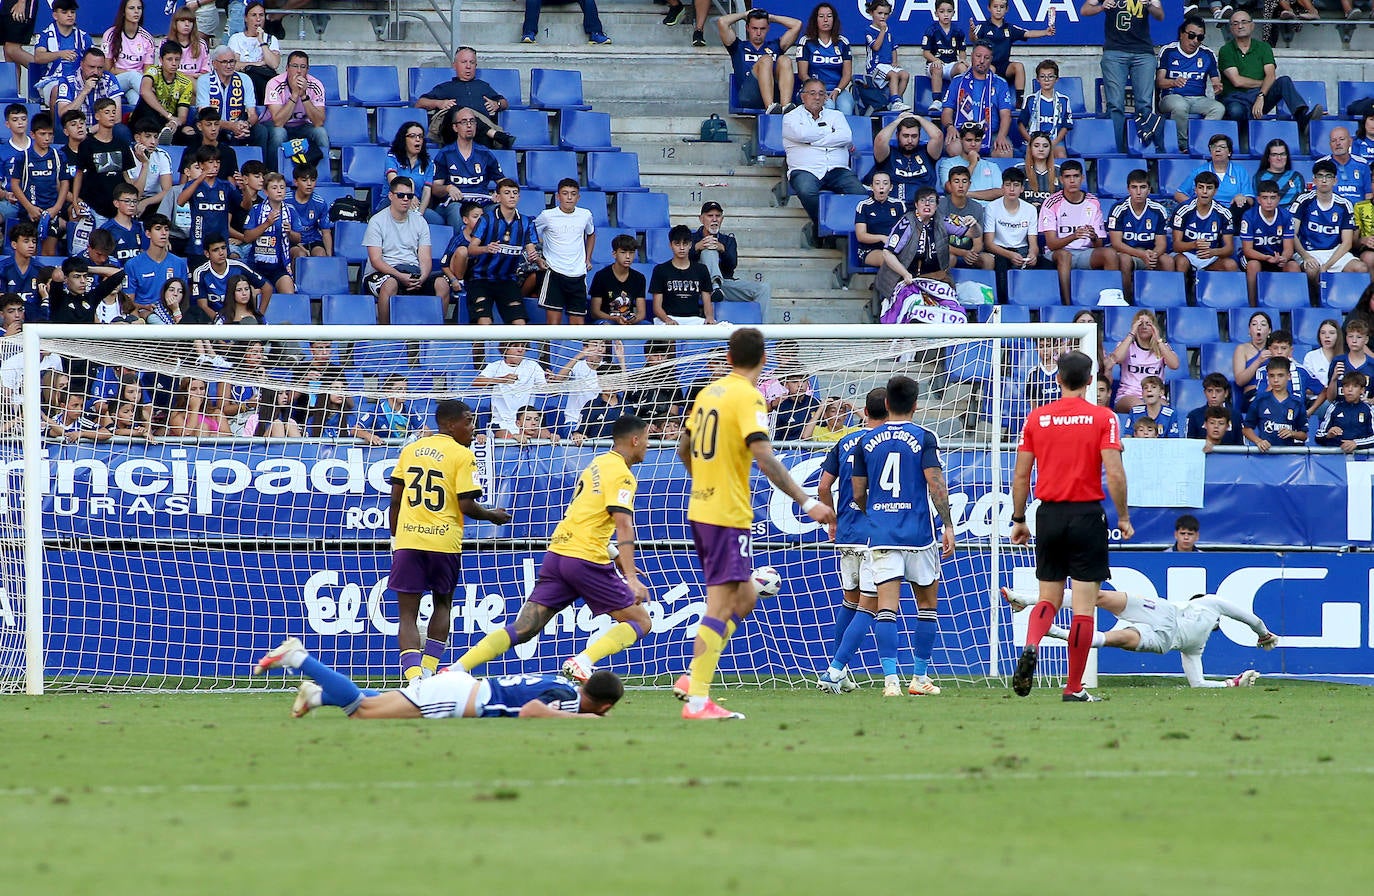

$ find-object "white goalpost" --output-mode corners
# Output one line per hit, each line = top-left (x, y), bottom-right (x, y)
(3, 321), (1096, 695)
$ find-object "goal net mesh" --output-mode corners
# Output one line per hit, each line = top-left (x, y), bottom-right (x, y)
(2, 324), (1083, 693)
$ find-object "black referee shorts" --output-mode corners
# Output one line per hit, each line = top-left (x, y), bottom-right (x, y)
(1033, 500), (1111, 584)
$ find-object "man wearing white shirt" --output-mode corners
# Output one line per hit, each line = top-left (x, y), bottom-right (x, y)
(534, 178), (596, 326)
(982, 168), (1043, 296)
(263, 50), (328, 174)
(782, 77), (866, 227)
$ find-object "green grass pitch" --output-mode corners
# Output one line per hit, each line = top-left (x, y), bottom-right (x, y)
(2, 678), (1371, 895)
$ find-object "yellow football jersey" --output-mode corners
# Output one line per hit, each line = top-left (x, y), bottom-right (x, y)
(685, 372), (770, 529)
(548, 450), (637, 563)
(390, 435), (482, 553)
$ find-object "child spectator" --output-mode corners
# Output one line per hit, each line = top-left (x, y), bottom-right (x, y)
(969, 0), (1054, 103)
(472, 341), (548, 436)
(548, 339), (610, 430)
(1125, 375), (1183, 438)
(651, 224), (715, 325)
(257, 387), (303, 438)
(920, 0), (966, 114)
(73, 97), (136, 227)
(1, 222), (51, 321)
(1169, 170), (1238, 275)
(242, 171), (298, 298)
(984, 168), (1044, 296)
(190, 234), (264, 323)
(533, 178), (595, 326)
(1254, 329), (1324, 416)
(352, 374), (429, 446)
(123, 214), (188, 313)
(100, 181), (147, 262)
(1327, 318), (1374, 402)
(32, 0), (92, 111)
(1303, 318), (1343, 387)
(10, 112), (70, 255)
(216, 273), (265, 325)
(217, 342), (265, 434)
(1185, 371), (1243, 444)
(1131, 416), (1159, 438)
(128, 118), (173, 218)
(624, 341), (682, 432)
(285, 163), (332, 258)
(177, 145), (243, 268)
(1290, 158), (1366, 289)
(1244, 356), (1308, 451)
(232, 159), (265, 252)
(588, 233), (646, 326)
(441, 199), (484, 292)
(1018, 60), (1072, 156)
(143, 276), (188, 326)
(1315, 371), (1374, 452)
(1095, 372), (1112, 408)
(50, 256), (124, 324)
(305, 368), (356, 439)
(1108, 310), (1181, 412)
(1239, 179), (1296, 305)
(1200, 404), (1232, 453)
(863, 0), (909, 112)
(570, 387), (630, 445)
(500, 404), (559, 444)
(111, 400), (154, 440)
(167, 376), (225, 437)
(773, 369), (820, 441)
(1167, 514), (1202, 552)
(1039, 159), (1113, 301)
(47, 390), (108, 442)
(812, 397), (858, 441)
(133, 40), (193, 143)
(1024, 338), (1063, 407)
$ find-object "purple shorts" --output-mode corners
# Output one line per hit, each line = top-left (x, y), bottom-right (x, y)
(527, 551), (635, 616)
(691, 520), (753, 587)
(389, 548), (460, 597)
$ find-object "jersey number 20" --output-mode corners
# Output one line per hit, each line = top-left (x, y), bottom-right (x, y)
(691, 408), (720, 460)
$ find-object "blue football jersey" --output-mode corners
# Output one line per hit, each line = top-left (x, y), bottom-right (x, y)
(1156, 42), (1219, 98)
(797, 35), (851, 91)
(1244, 391), (1308, 445)
(1290, 192), (1354, 252)
(1172, 200), (1232, 247)
(854, 195), (905, 239)
(1107, 199), (1170, 250)
(1238, 206), (1294, 256)
(480, 673), (581, 717)
(920, 23), (965, 64)
(821, 428), (870, 547)
(853, 420), (942, 549)
(1315, 399), (1374, 447)
(1125, 405), (1183, 438)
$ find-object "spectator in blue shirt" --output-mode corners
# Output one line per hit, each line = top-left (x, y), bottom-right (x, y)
(717, 8), (802, 115)
(285, 162), (331, 257)
(1244, 356), (1309, 450)
(1155, 16), (1224, 155)
(795, 3), (854, 115)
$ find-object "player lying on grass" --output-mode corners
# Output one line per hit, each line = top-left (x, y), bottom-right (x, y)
(456, 414), (653, 682)
(1001, 587), (1278, 688)
(253, 637), (623, 719)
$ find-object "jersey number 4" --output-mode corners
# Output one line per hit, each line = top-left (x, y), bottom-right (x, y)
(878, 453), (902, 498)
(405, 468), (447, 511)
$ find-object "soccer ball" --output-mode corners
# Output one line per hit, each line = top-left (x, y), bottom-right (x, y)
(751, 566), (782, 597)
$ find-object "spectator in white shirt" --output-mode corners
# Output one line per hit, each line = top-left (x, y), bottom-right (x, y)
(533, 178), (596, 326)
(471, 341), (549, 436)
(782, 76), (866, 227)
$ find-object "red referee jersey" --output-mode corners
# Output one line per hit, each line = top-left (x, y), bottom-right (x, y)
(1017, 396), (1122, 502)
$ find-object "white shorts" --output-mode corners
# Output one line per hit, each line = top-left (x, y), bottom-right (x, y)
(1305, 248), (1357, 272)
(929, 60), (959, 78)
(873, 63), (905, 78)
(1118, 594), (1180, 655)
(1182, 251), (1220, 270)
(838, 546), (875, 594)
(654, 316), (705, 326)
(399, 667), (480, 719)
(867, 544), (941, 588)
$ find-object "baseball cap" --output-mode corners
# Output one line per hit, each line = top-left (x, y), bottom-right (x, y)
(700, 201), (723, 214)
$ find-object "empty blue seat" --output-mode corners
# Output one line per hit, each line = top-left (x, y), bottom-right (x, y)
(1310, 119), (1356, 157)
(1320, 271), (1367, 311)
(310, 184), (354, 207)
(341, 145), (389, 189)
(1166, 306), (1221, 347)
(1103, 306), (1136, 344)
(235, 145), (263, 167)
(1095, 157), (1141, 199)
(263, 292), (310, 325)
(577, 190), (610, 226)
(1256, 271), (1312, 310)
(490, 149), (519, 180)
(1070, 270), (1124, 307)
(1291, 307), (1334, 343)
(310, 64), (342, 105)
(587, 152), (645, 192)
(1066, 118), (1121, 158)
(429, 224), (455, 258)
(408, 67), (452, 102)
(295, 257), (352, 296)
(616, 191), (670, 231)
(559, 109), (619, 152)
(324, 106), (371, 147)
(421, 339), (475, 373)
(529, 68), (590, 111)
(1040, 305), (1080, 324)
(376, 107), (426, 146)
(1006, 269), (1062, 307)
(332, 221), (369, 267)
(1195, 270), (1250, 309)
(643, 227), (670, 263)
(1171, 377), (1204, 414)
(346, 65), (404, 107)
(1248, 119), (1300, 157)
(0, 65), (22, 103)
(817, 193), (865, 238)
(1197, 341), (1234, 378)
(946, 341), (994, 384)
(501, 109), (556, 151)
(1129, 119), (1179, 159)
(716, 302), (763, 325)
(1134, 270), (1187, 309)
(1229, 308), (1273, 343)
(591, 228), (636, 264)
(321, 294), (377, 326)
(728, 74), (766, 115)
(756, 114), (785, 157)
(1338, 82), (1367, 118)
(517, 190), (548, 218)
(523, 150), (580, 191)
(476, 68), (524, 109)
(390, 294), (445, 326)
(845, 115), (874, 157)
(1058, 76), (1088, 117)
(1188, 119), (1239, 158)
(991, 305), (1033, 323)
(1156, 157), (1197, 199)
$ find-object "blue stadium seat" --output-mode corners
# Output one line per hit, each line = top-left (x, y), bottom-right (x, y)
(421, 339), (475, 373)
(309, 184), (354, 207)
(845, 116), (874, 157)
(1197, 341), (1234, 378)
(517, 190), (548, 218)
(949, 268), (995, 304)
(1188, 119), (1239, 158)
(0, 65), (24, 103)
(616, 191), (670, 231)
(587, 152), (645, 192)
(263, 292), (311, 325)
(346, 65), (404, 107)
(236, 145), (264, 168)
(322, 294), (377, 326)
(277, 146), (335, 182)
(817, 193), (864, 238)
(295, 257), (352, 296)
(476, 68), (525, 109)
(1256, 271), (1312, 310)
(1070, 270), (1124, 307)
(591, 228), (636, 264)
(324, 106), (371, 147)
(309, 64), (342, 105)
(1134, 270), (1187, 309)
(390, 294), (445, 326)
(332, 221), (370, 267)
(1040, 306), (1079, 324)
(529, 68), (591, 111)
(844, 234), (877, 279)
(716, 302), (763, 325)
(1338, 82), (1367, 119)
(1229, 308), (1273, 343)
(1006, 269), (1062, 307)
(1309, 119), (1356, 157)
(1171, 377), (1203, 414)
(1103, 306), (1136, 344)
(490, 149), (519, 181)
(500, 108), (556, 151)
(1320, 271), (1367, 311)
(643, 227), (670, 263)
(1066, 118), (1122, 158)
(523, 150), (580, 191)
(756, 114), (785, 157)
(429, 225), (455, 259)
(1054, 76), (1088, 117)
(1292, 81), (1328, 119)
(909, 75), (934, 111)
(341, 145), (389, 189)
(375, 107), (426, 146)
(408, 67), (452, 102)
(1094, 157), (1139, 199)
(990, 305), (1033, 324)
(1156, 157), (1198, 198)
(946, 341), (994, 384)
(559, 110), (619, 152)
(728, 74), (766, 116)
(163, 144), (184, 174)
(1128, 118), (1179, 159)
(1290, 307), (1333, 343)
(523, 297), (548, 323)
(1195, 270), (1250, 309)
(1166, 306), (1221, 347)
(578, 190), (610, 226)
(1248, 119), (1300, 158)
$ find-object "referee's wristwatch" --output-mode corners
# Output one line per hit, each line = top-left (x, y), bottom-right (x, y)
(1011, 515), (1026, 524)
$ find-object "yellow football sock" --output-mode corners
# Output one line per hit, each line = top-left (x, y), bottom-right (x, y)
(687, 618), (729, 698)
(420, 655), (440, 674)
(583, 622), (641, 664)
(456, 626), (514, 672)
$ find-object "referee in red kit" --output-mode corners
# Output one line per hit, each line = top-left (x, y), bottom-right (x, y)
(1009, 350), (1133, 702)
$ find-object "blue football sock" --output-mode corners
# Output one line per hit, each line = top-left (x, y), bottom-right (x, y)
(300, 656), (362, 712)
(831, 606), (874, 673)
(911, 608), (937, 678)
(874, 609), (898, 677)
(831, 599), (859, 656)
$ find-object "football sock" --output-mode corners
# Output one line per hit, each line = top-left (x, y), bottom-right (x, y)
(583, 620), (645, 664)
(687, 615), (730, 702)
(456, 624), (516, 672)
(301, 656), (363, 714)
(725, 612), (743, 639)
(1047, 624), (1104, 647)
(830, 606), (875, 674)
(832, 599), (859, 655)
(1066, 614), (1095, 694)
(420, 638), (446, 675)
(910, 607), (937, 677)
(1026, 600), (1058, 647)
(400, 649), (422, 682)
(874, 609), (899, 677)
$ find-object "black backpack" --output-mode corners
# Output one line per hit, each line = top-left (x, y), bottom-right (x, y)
(329, 196), (369, 223)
